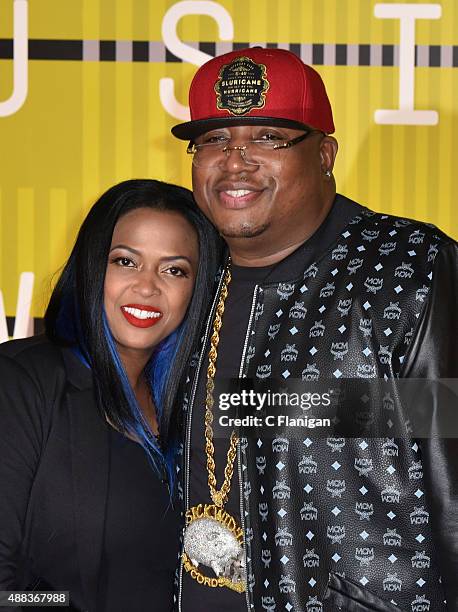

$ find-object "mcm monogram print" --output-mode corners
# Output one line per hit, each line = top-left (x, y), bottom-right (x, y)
(237, 210), (448, 610)
(178, 206), (453, 611)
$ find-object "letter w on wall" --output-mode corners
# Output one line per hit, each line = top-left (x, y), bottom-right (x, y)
(0, 272), (34, 342)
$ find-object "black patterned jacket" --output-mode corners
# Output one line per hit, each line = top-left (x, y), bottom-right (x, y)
(177, 199), (458, 612)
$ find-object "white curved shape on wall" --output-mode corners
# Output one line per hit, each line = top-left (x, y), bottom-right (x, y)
(0, 0), (28, 117)
(159, 78), (191, 121)
(160, 1), (234, 120)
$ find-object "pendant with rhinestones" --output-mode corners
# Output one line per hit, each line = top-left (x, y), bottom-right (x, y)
(182, 503), (246, 593)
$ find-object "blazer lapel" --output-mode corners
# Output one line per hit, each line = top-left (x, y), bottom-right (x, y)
(67, 385), (110, 612)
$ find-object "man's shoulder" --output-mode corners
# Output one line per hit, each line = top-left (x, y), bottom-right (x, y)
(350, 202), (455, 248)
(332, 199), (456, 274)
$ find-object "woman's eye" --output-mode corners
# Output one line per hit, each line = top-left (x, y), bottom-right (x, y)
(113, 256), (135, 267)
(165, 266), (187, 277)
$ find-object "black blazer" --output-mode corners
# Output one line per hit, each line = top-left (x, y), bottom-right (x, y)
(0, 337), (111, 612)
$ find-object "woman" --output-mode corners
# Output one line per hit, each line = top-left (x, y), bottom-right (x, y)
(0, 179), (221, 611)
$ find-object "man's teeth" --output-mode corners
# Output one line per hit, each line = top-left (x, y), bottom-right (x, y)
(225, 189), (253, 198)
(122, 307), (162, 320)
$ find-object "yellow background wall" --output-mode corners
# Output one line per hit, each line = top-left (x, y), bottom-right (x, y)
(0, 0), (456, 325)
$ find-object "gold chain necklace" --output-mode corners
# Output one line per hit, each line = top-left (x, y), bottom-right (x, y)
(205, 266), (238, 507)
(182, 262), (246, 593)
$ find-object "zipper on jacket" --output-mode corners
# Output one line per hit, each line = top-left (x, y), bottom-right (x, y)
(177, 270), (227, 611)
(237, 285), (260, 612)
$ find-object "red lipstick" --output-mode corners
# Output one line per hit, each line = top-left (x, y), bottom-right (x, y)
(121, 304), (163, 328)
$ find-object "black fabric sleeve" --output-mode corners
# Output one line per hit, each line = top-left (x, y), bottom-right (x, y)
(0, 355), (46, 594)
(401, 241), (458, 611)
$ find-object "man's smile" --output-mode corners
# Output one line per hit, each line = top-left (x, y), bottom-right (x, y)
(216, 181), (265, 209)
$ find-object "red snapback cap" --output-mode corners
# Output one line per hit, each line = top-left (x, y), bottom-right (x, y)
(171, 47), (335, 140)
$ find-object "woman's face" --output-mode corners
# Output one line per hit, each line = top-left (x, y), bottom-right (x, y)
(104, 207), (199, 361)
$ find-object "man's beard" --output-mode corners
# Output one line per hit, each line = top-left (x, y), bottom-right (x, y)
(219, 222), (269, 239)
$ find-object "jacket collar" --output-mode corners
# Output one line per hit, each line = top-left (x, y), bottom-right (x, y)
(61, 345), (93, 391)
(225, 194), (366, 285)
(262, 194), (365, 283)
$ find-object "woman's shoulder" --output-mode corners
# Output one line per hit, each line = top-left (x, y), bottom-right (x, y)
(0, 351), (32, 381)
(0, 345), (49, 428)
(0, 336), (93, 396)
(0, 336), (94, 424)
(0, 335), (65, 378)
(0, 334), (58, 356)
(0, 341), (62, 454)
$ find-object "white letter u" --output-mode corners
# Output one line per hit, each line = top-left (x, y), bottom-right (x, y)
(0, 0), (28, 117)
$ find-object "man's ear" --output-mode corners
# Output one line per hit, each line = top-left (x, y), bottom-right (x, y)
(320, 136), (338, 174)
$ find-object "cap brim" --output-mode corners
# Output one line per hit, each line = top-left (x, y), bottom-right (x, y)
(171, 116), (312, 141)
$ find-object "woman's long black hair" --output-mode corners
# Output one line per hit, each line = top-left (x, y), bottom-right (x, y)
(45, 179), (221, 485)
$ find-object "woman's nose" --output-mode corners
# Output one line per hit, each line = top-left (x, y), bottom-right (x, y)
(133, 271), (161, 296)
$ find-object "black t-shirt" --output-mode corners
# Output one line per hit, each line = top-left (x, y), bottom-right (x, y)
(182, 197), (363, 610)
(98, 429), (180, 612)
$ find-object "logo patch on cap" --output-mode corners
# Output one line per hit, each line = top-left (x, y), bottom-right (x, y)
(214, 56), (269, 116)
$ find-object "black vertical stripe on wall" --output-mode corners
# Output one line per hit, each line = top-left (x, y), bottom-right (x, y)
(289, 43), (300, 58)
(381, 45), (394, 66)
(99, 41), (116, 61)
(453, 46), (458, 67)
(429, 45), (441, 67)
(199, 42), (216, 57)
(312, 44), (324, 65)
(335, 44), (347, 66)
(359, 44), (370, 66)
(132, 41), (149, 62)
(0, 39), (13, 59)
(165, 47), (182, 62)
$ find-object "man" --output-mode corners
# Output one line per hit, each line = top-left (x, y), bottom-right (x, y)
(171, 47), (458, 612)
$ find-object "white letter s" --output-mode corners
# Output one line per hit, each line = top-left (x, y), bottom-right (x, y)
(160, 1), (233, 120)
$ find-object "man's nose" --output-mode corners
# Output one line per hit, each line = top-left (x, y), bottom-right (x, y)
(218, 145), (257, 173)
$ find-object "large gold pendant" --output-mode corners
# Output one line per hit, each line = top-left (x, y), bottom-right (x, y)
(182, 503), (246, 593)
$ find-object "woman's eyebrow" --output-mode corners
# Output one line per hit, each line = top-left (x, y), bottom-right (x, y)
(109, 244), (141, 255)
(109, 247), (193, 265)
(160, 255), (193, 264)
